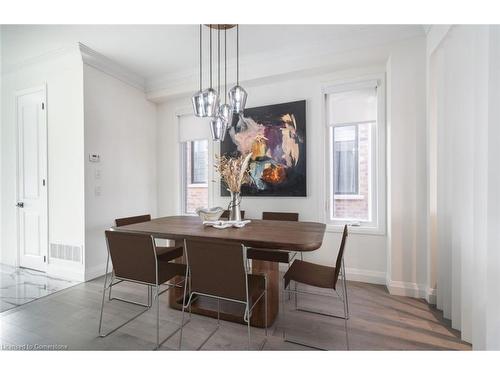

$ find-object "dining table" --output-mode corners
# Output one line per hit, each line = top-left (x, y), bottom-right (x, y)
(112, 215), (326, 328)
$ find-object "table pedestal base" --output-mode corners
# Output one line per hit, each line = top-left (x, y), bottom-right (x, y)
(168, 259), (279, 328)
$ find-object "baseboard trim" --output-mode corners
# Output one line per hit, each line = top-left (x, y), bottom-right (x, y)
(345, 268), (386, 285)
(426, 287), (437, 305)
(85, 263), (107, 281)
(47, 262), (85, 282)
(386, 279), (436, 304)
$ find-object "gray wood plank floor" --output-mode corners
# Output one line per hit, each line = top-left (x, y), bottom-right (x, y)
(0, 276), (471, 350)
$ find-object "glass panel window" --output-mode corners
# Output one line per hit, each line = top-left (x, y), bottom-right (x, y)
(191, 140), (208, 184)
(183, 140), (208, 213)
(334, 125), (358, 195)
(327, 84), (380, 225)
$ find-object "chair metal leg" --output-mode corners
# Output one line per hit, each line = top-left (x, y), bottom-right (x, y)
(217, 298), (220, 325)
(188, 276), (192, 319)
(155, 285), (160, 349)
(178, 270), (189, 350)
(342, 260), (350, 319)
(247, 305), (251, 350)
(294, 281), (298, 310)
(281, 288), (286, 340)
(264, 290), (268, 337)
(108, 272), (114, 301)
(98, 254), (110, 336)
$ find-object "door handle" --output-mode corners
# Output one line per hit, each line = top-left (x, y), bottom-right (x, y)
(16, 202), (24, 208)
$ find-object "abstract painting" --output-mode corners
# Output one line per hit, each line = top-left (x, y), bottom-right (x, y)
(220, 100), (306, 196)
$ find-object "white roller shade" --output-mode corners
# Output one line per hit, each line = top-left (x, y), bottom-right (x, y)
(328, 86), (377, 125)
(178, 113), (212, 142)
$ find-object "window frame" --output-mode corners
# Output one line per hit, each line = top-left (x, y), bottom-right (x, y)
(323, 77), (386, 235)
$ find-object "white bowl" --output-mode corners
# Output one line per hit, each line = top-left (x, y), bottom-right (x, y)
(195, 207), (225, 221)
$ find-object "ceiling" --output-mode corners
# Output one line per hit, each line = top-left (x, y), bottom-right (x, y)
(1, 25), (425, 84)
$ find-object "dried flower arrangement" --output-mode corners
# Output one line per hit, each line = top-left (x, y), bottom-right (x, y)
(214, 153), (253, 193)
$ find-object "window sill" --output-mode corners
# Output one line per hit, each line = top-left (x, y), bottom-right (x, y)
(187, 183), (208, 188)
(326, 223), (386, 236)
(334, 194), (364, 200)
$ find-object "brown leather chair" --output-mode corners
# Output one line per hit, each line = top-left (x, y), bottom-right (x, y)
(98, 230), (187, 349)
(220, 210), (245, 220)
(179, 239), (268, 350)
(247, 212), (300, 264)
(115, 214), (183, 262)
(108, 215), (183, 308)
(281, 225), (350, 350)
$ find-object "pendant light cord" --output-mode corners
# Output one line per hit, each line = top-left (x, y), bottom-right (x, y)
(224, 28), (227, 105)
(199, 24), (202, 92)
(236, 24), (239, 86)
(209, 26), (212, 89)
(217, 26), (220, 93)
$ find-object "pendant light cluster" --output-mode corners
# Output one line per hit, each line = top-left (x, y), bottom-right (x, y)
(191, 24), (247, 141)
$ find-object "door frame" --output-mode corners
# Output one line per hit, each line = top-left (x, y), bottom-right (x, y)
(15, 84), (49, 270)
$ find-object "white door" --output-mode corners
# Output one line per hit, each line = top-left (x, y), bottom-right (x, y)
(16, 86), (48, 271)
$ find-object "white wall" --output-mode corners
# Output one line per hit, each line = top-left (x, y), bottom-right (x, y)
(486, 25), (500, 350)
(386, 37), (428, 296)
(157, 36), (427, 287)
(0, 25), (4, 260)
(1, 47), (85, 278)
(83, 64), (157, 280)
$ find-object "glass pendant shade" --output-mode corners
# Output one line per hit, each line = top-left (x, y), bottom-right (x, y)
(192, 88), (219, 117)
(228, 85), (247, 114)
(210, 115), (228, 141)
(191, 90), (205, 117)
(218, 103), (233, 127)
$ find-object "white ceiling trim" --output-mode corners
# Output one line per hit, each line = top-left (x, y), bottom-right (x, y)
(1, 44), (79, 75)
(78, 43), (146, 91)
(2, 42), (147, 92)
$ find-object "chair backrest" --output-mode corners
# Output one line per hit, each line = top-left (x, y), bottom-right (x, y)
(333, 225), (348, 289)
(184, 239), (248, 302)
(105, 230), (157, 284)
(221, 210), (245, 220)
(262, 211), (299, 221)
(115, 214), (151, 227)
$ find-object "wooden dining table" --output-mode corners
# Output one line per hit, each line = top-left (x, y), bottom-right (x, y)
(112, 215), (326, 328)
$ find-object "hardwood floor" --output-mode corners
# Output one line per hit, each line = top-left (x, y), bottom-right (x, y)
(0, 276), (471, 350)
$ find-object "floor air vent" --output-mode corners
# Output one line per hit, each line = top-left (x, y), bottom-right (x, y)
(50, 243), (82, 263)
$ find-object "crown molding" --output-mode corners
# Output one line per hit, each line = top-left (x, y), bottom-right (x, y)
(1, 44), (80, 75)
(78, 43), (146, 92)
(2, 42), (146, 92)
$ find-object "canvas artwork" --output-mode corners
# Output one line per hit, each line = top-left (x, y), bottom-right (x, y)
(220, 100), (306, 197)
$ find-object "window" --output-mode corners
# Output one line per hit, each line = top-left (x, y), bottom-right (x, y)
(190, 140), (208, 184)
(325, 79), (385, 232)
(182, 140), (208, 214)
(334, 125), (359, 195)
(178, 113), (212, 215)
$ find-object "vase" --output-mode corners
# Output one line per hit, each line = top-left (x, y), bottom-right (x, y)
(228, 191), (242, 222)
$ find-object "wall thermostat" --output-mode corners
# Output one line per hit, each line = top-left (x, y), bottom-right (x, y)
(89, 153), (100, 163)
